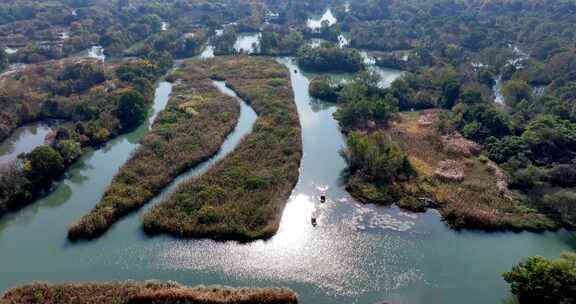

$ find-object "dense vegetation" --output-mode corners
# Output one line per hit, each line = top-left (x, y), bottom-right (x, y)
(291, 0), (576, 233)
(296, 45), (364, 73)
(213, 26), (239, 55)
(309, 76), (340, 102)
(259, 27), (304, 56)
(0, 0), (253, 63)
(0, 57), (167, 217)
(334, 71), (398, 130)
(68, 59), (241, 240)
(503, 252), (576, 304)
(343, 131), (416, 206)
(142, 56), (302, 241)
(1, 282), (298, 304)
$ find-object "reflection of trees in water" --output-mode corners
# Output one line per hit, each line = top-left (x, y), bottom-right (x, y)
(0, 183), (72, 234)
(43, 183), (73, 208)
(67, 152), (95, 185)
(309, 98), (336, 113)
(0, 123), (52, 164)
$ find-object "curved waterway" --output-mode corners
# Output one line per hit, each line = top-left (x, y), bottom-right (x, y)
(0, 58), (575, 304)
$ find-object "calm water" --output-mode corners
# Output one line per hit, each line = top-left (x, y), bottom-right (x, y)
(234, 33), (261, 54)
(0, 59), (574, 304)
(0, 122), (55, 165)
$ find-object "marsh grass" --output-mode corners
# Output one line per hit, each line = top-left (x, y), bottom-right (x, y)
(68, 61), (241, 240)
(1, 282), (298, 304)
(142, 56), (302, 241)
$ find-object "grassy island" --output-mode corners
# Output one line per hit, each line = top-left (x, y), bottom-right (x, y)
(68, 60), (241, 240)
(1, 282), (298, 304)
(142, 56), (302, 241)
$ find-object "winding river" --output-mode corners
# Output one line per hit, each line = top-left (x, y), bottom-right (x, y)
(0, 42), (575, 304)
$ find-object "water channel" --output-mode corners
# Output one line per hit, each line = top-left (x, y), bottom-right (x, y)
(0, 13), (575, 304)
(0, 122), (55, 166)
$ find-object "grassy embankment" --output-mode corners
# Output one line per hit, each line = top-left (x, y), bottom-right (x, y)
(349, 111), (556, 231)
(68, 60), (241, 240)
(142, 56), (302, 241)
(1, 282), (298, 304)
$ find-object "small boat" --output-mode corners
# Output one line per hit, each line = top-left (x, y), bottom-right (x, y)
(311, 217), (317, 227)
(320, 195), (326, 203)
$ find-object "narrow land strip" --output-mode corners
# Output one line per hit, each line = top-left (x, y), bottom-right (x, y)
(142, 56), (302, 241)
(68, 60), (241, 240)
(1, 282), (298, 304)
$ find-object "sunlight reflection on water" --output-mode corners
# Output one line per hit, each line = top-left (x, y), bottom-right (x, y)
(149, 58), (422, 298)
(155, 188), (422, 296)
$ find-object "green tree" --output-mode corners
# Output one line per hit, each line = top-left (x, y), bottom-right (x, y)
(533, 39), (561, 61)
(213, 27), (237, 55)
(460, 89), (484, 105)
(25, 146), (65, 184)
(138, 14), (163, 33)
(503, 252), (576, 304)
(485, 136), (531, 164)
(117, 90), (147, 130)
(503, 80), (532, 108)
(344, 131), (414, 184)
(57, 140), (82, 164)
(477, 69), (496, 88)
(441, 79), (460, 109)
(452, 102), (512, 143)
(522, 115), (576, 163)
(296, 45), (364, 73)
(309, 76), (339, 102)
(0, 49), (7, 70)
(542, 191), (576, 225)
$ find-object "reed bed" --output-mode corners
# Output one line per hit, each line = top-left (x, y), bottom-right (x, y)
(142, 56), (302, 241)
(68, 60), (241, 240)
(1, 282), (299, 304)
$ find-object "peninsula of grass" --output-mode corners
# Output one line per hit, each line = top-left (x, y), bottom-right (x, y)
(1, 282), (299, 304)
(68, 60), (241, 241)
(347, 111), (557, 231)
(142, 56), (302, 241)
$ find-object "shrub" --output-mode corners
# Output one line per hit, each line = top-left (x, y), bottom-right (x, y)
(58, 62), (106, 94)
(117, 90), (147, 130)
(509, 165), (544, 190)
(546, 163), (576, 187)
(503, 252), (576, 304)
(296, 45), (364, 73)
(24, 146), (65, 184)
(343, 131), (414, 184)
(309, 76), (340, 102)
(485, 136), (531, 164)
(522, 115), (576, 164)
(57, 140), (82, 164)
(541, 191), (576, 226)
(452, 102), (512, 143)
